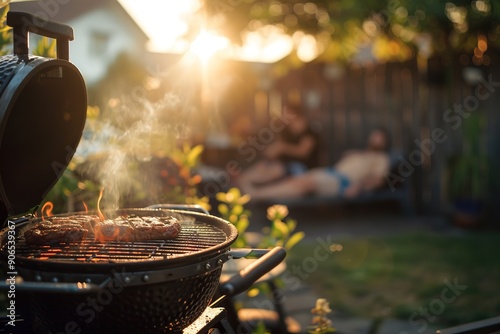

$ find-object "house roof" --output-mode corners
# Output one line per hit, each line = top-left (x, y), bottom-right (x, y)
(9, 0), (149, 41)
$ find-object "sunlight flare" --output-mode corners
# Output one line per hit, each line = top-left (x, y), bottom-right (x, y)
(189, 30), (229, 63)
(231, 25), (294, 63)
(118, 0), (202, 52)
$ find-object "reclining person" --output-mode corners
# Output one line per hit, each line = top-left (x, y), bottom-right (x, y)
(240, 127), (391, 200)
(237, 103), (320, 188)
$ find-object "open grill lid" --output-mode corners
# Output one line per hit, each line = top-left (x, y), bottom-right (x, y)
(0, 12), (87, 222)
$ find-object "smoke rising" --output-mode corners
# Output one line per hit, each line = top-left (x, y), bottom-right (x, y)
(76, 86), (200, 210)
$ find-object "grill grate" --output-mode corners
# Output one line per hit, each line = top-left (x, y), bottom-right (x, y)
(11, 220), (227, 263)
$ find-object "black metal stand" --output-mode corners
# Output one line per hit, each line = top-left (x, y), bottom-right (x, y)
(0, 310), (236, 334)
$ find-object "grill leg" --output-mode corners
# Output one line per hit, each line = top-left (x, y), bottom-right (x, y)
(214, 317), (236, 334)
(210, 293), (255, 334)
(183, 305), (235, 334)
(267, 280), (289, 333)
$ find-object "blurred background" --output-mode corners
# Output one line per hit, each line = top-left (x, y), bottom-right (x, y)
(2, 1), (499, 331)
(7, 0), (499, 221)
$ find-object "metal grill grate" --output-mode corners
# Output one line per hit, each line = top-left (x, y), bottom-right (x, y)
(11, 221), (227, 263)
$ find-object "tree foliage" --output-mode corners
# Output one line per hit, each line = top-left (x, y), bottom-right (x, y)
(203, 0), (500, 62)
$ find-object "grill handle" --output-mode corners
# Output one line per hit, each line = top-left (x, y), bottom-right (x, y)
(7, 11), (74, 60)
(221, 247), (286, 297)
(146, 204), (209, 215)
(1, 215), (29, 230)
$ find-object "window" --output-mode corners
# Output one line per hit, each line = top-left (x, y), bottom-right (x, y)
(89, 31), (110, 56)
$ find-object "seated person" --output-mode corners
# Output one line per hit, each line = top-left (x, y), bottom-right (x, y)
(237, 103), (320, 189)
(240, 127), (391, 200)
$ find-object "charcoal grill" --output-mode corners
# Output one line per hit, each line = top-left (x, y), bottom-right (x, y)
(0, 11), (286, 334)
(1, 208), (286, 333)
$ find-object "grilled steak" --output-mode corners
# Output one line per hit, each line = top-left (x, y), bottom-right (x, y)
(23, 219), (90, 245)
(94, 216), (181, 242)
(49, 215), (100, 232)
(23, 215), (181, 244)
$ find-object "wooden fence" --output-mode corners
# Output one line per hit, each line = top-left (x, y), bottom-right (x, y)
(267, 55), (500, 216)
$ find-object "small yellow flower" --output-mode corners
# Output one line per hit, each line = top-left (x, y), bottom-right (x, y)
(314, 298), (332, 314)
(267, 204), (289, 221)
(309, 298), (335, 333)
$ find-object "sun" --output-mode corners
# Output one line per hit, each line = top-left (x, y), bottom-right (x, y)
(118, 0), (295, 63)
(189, 30), (230, 63)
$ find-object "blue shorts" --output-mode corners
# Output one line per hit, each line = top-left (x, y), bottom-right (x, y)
(285, 161), (308, 176)
(324, 167), (351, 194)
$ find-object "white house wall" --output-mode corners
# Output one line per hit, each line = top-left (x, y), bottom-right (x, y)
(68, 7), (147, 85)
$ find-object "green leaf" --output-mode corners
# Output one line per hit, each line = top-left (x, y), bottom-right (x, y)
(232, 203), (243, 216)
(186, 144), (204, 167)
(215, 192), (228, 203)
(247, 287), (261, 298)
(34, 37), (56, 58)
(285, 231), (305, 250)
(236, 216), (249, 234)
(234, 236), (248, 249)
(286, 218), (297, 232)
(0, 4), (9, 20)
(229, 187), (242, 199)
(238, 194), (251, 205)
(273, 220), (289, 238)
(229, 214), (238, 224)
(218, 203), (228, 216)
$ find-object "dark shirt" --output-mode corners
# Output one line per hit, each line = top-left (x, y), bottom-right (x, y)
(278, 126), (320, 169)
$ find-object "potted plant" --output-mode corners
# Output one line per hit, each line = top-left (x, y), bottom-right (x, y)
(447, 111), (491, 228)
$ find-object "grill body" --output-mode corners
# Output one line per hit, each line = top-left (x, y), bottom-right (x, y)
(20, 267), (223, 333)
(0, 209), (239, 333)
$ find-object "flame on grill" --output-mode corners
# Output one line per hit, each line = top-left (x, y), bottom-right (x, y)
(94, 224), (123, 243)
(41, 202), (54, 220)
(82, 201), (89, 214)
(97, 188), (105, 221)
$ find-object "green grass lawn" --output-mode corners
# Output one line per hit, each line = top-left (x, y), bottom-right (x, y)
(286, 231), (500, 328)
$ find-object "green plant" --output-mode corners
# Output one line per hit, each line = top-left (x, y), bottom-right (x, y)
(216, 187), (251, 248)
(215, 189), (305, 251)
(42, 161), (100, 214)
(448, 111), (492, 201)
(0, 3), (10, 55)
(0, 4), (55, 58)
(216, 188), (305, 300)
(170, 144), (210, 210)
(259, 204), (305, 251)
(252, 321), (270, 334)
(42, 136), (210, 213)
(33, 36), (56, 58)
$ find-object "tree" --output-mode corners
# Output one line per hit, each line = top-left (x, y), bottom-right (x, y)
(202, 0), (500, 63)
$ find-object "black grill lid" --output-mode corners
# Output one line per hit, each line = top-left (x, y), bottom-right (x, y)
(0, 12), (87, 222)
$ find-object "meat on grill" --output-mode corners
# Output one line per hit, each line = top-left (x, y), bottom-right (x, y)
(23, 217), (95, 245)
(94, 216), (181, 242)
(23, 215), (181, 244)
